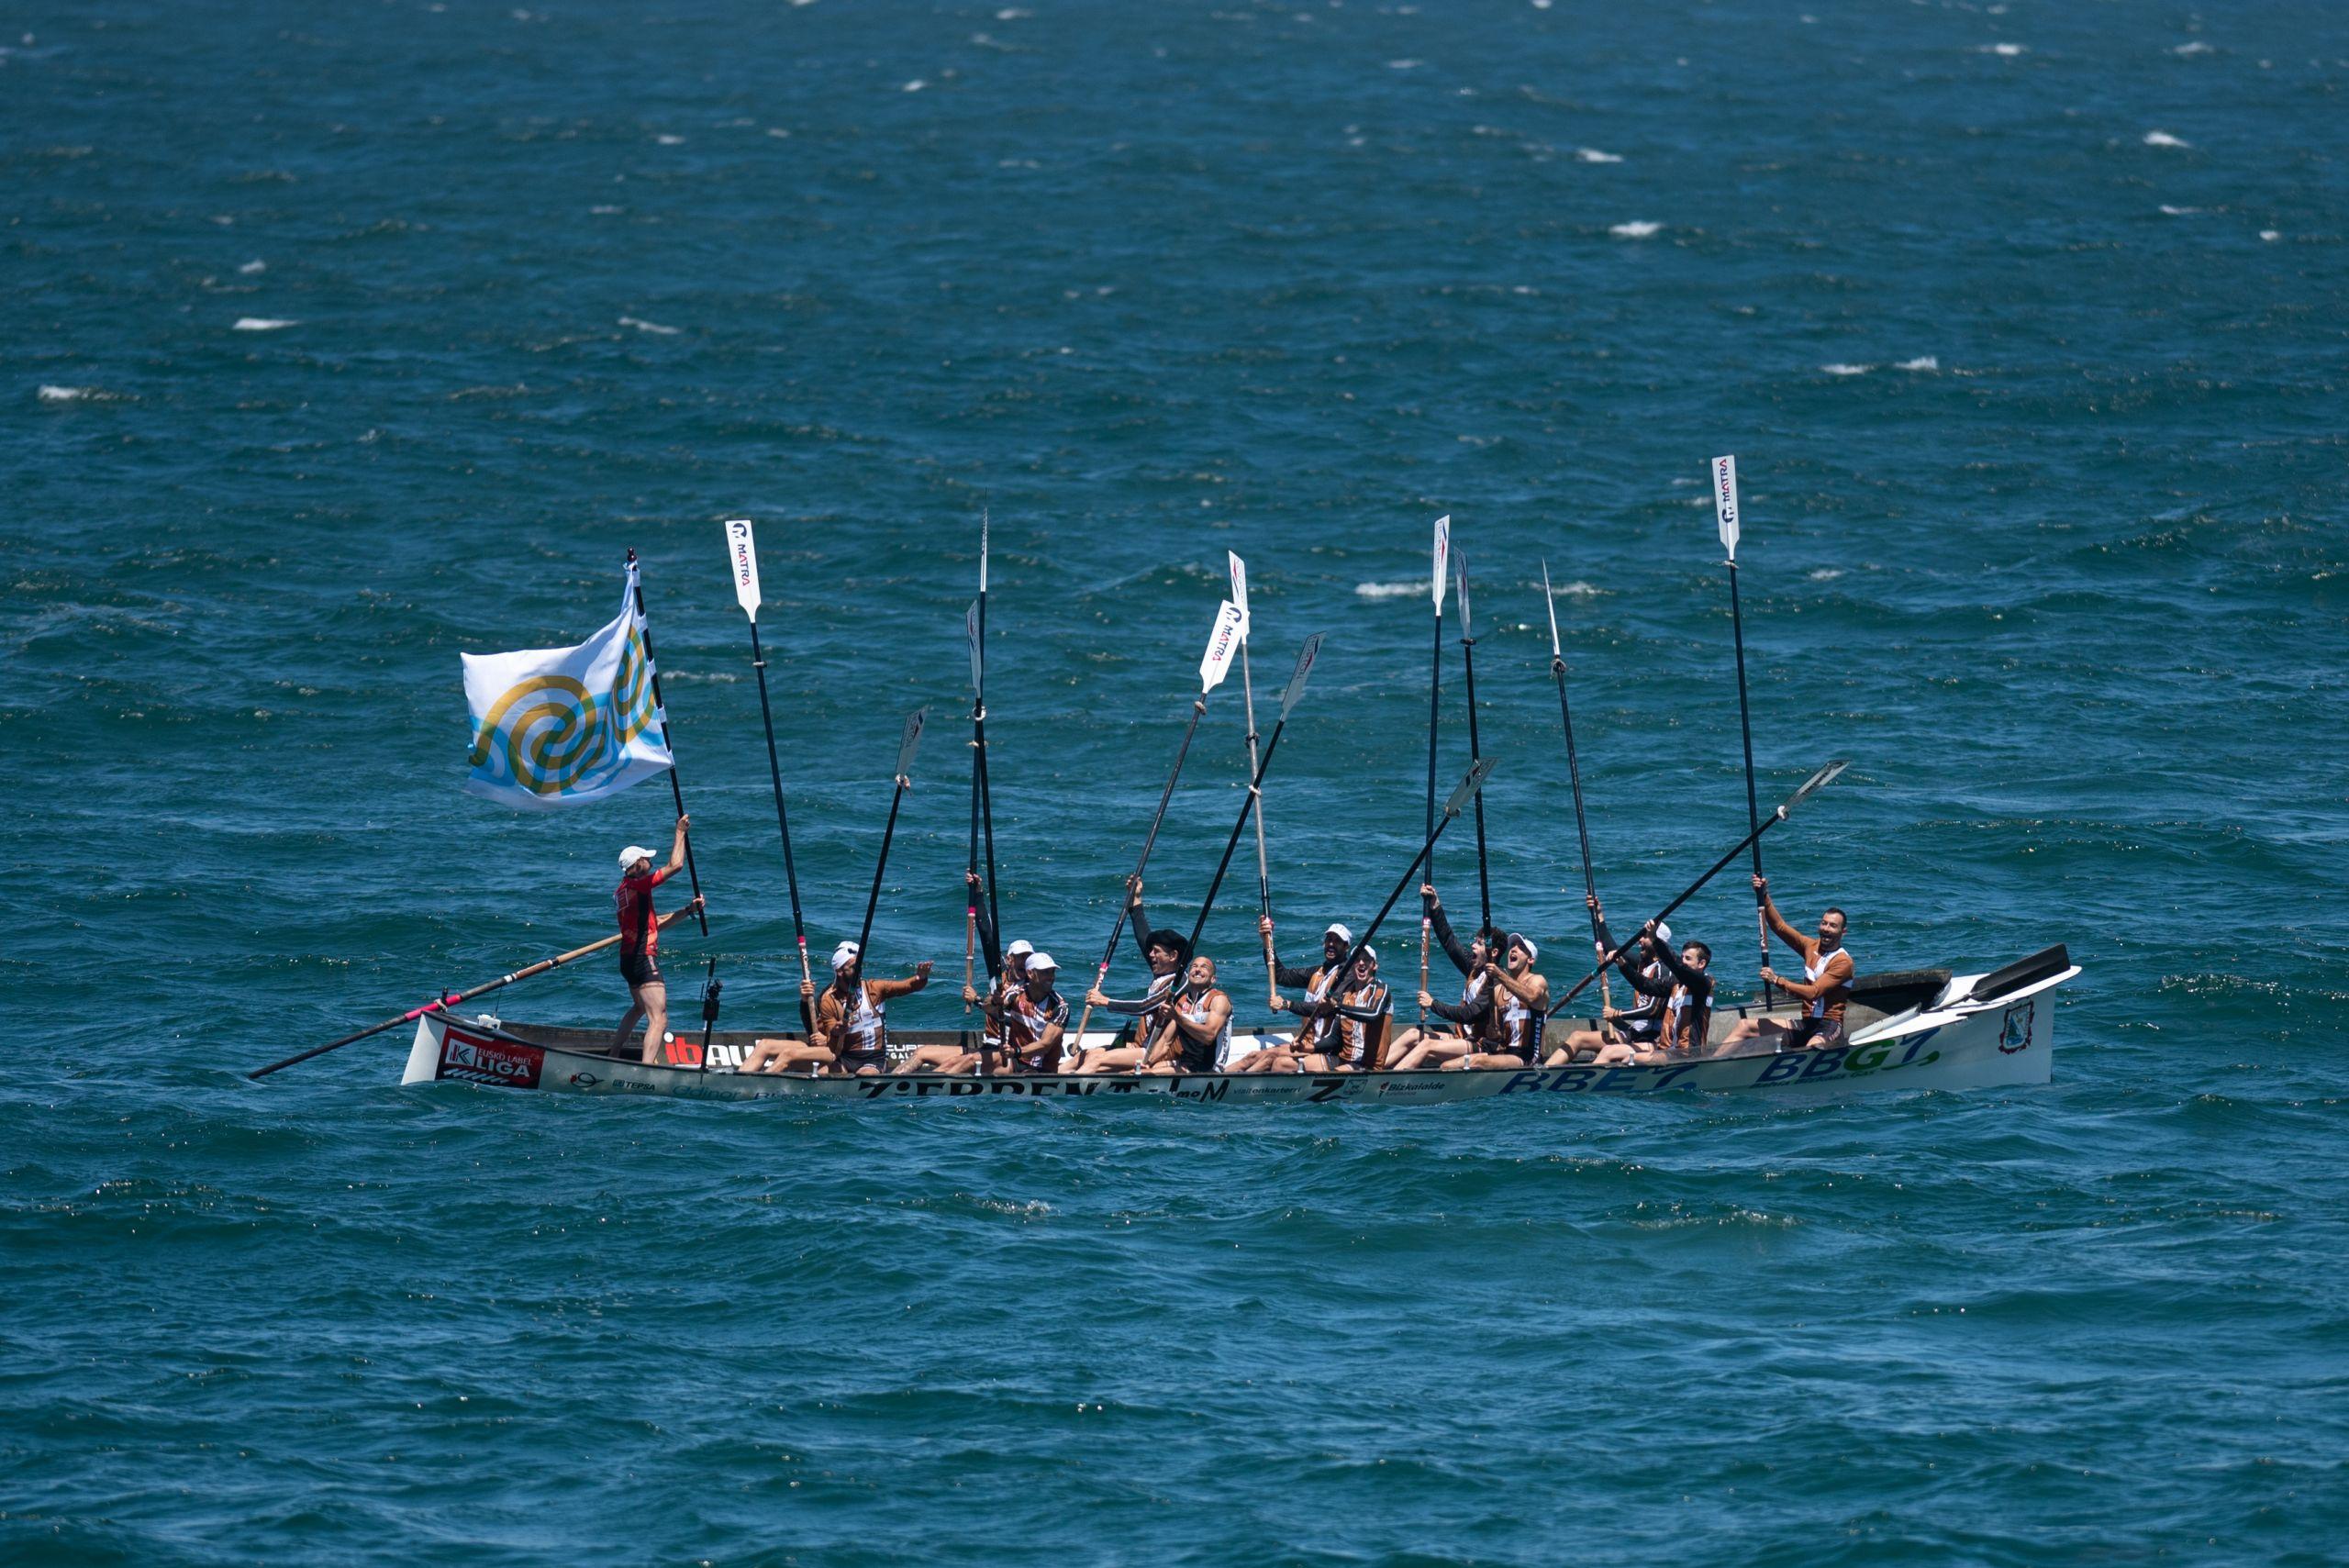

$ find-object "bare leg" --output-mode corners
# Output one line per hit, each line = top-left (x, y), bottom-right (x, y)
(1074, 1046), (1148, 1076)
(895, 1044), (974, 1074)
(740, 1037), (807, 1073)
(1389, 1036), (1470, 1072)
(611, 994), (648, 1056)
(630, 983), (670, 1064)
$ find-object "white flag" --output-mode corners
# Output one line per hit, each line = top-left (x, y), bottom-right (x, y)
(1199, 600), (1247, 694)
(461, 562), (674, 810)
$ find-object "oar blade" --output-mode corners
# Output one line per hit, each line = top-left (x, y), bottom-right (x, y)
(1452, 548), (1472, 636)
(1442, 755), (1497, 819)
(1276, 632), (1324, 721)
(896, 706), (930, 780)
(1541, 558), (1564, 659)
(724, 518), (762, 619)
(1199, 599), (1246, 694)
(1431, 514), (1452, 609)
(1712, 455), (1741, 560)
(1227, 550), (1251, 639)
(979, 508), (989, 594)
(1778, 757), (1851, 817)
(965, 600), (982, 695)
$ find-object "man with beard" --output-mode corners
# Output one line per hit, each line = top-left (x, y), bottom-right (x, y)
(1720, 876), (1854, 1053)
(1446, 934), (1549, 1071)
(1141, 954), (1233, 1074)
(1227, 917), (1354, 1073)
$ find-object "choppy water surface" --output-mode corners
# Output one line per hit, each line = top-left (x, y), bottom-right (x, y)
(6, 1), (2346, 1562)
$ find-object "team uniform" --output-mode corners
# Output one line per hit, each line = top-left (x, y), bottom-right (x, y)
(999, 983), (1070, 1073)
(615, 865), (676, 987)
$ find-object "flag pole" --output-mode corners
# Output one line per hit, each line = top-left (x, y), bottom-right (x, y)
(1712, 458), (1772, 1008)
(627, 549), (706, 936)
(723, 522), (812, 1032)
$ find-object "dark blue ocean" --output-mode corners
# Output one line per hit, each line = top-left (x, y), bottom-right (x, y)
(6, 1), (2346, 1562)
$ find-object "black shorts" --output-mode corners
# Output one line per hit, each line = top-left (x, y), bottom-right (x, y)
(1783, 1016), (1844, 1051)
(838, 1049), (886, 1074)
(620, 950), (662, 988)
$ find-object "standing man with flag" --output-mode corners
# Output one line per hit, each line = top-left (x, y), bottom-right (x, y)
(608, 817), (703, 1061)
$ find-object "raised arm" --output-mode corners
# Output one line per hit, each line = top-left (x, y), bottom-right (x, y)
(867, 962), (934, 1002)
(968, 873), (1003, 978)
(1755, 877), (1810, 956)
(1122, 880), (1154, 965)
(1765, 949), (1851, 1002)
(655, 895), (706, 930)
(665, 814), (690, 877)
(1425, 887), (1475, 976)
(1487, 964), (1548, 1008)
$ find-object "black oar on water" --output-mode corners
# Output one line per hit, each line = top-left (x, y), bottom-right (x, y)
(1185, 633), (1323, 969)
(248, 930), (629, 1079)
(1547, 759), (1850, 1019)
(1069, 598), (1249, 1051)
(725, 519), (814, 1034)
(853, 706), (930, 963)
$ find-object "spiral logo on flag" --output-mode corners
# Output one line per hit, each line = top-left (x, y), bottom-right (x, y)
(460, 566), (675, 812)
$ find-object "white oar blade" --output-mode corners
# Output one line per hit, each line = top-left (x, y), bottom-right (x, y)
(1199, 599), (1246, 694)
(965, 601), (982, 695)
(1431, 514), (1452, 609)
(1541, 558), (1563, 658)
(1778, 757), (1851, 817)
(1277, 632), (1323, 721)
(724, 518), (762, 618)
(1712, 455), (1741, 560)
(896, 706), (930, 780)
(979, 509), (989, 595)
(1452, 548), (1472, 635)
(1227, 550), (1251, 639)
(1442, 754), (1497, 819)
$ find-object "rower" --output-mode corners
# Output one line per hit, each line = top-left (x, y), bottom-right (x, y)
(1549, 895), (1673, 1065)
(1444, 934), (1547, 1071)
(1073, 919), (1187, 1074)
(1720, 875), (1854, 1052)
(1241, 946), (1389, 1073)
(1229, 917), (1354, 1071)
(607, 816), (705, 1063)
(748, 942), (931, 1075)
(998, 951), (1070, 1073)
(1656, 931), (1715, 1054)
(1384, 886), (1507, 1070)
(961, 870), (1027, 1006)
(1141, 955), (1231, 1075)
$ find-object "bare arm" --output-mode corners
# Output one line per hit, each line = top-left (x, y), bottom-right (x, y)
(1759, 885), (1810, 955)
(1766, 950), (1852, 1001)
(665, 815), (690, 877)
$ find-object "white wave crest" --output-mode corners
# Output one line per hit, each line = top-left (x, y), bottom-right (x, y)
(2160, 204), (2201, 216)
(2143, 130), (2191, 148)
(2260, 229), (2281, 241)
(233, 317), (296, 331)
(1609, 220), (1661, 239)
(1809, 568), (1843, 581)
(1897, 356), (1940, 372)
(1982, 42), (2026, 55)
(1353, 582), (1426, 599)
(1576, 148), (1622, 163)
(1820, 362), (1873, 376)
(238, 259), (266, 274)
(39, 384), (104, 403)
(618, 316), (680, 335)
(2172, 40), (2212, 56)
(1549, 580), (1604, 599)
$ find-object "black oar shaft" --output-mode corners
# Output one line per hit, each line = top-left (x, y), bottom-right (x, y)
(1070, 698), (1208, 1049)
(1461, 633), (1491, 933)
(248, 931), (625, 1079)
(746, 617), (814, 1033)
(1186, 718), (1290, 956)
(855, 780), (909, 962)
(628, 550), (707, 937)
(1551, 809), (1780, 1017)
(1726, 560), (1771, 1004)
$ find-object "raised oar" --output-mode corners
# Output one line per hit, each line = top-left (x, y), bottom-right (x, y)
(627, 548), (706, 937)
(1227, 552), (1282, 1008)
(725, 520), (815, 1033)
(1069, 598), (1249, 1053)
(1542, 558), (1609, 1016)
(1419, 515), (1452, 1030)
(853, 706), (930, 963)
(1547, 759), (1850, 1019)
(1453, 547), (1492, 935)
(1713, 456), (1772, 1007)
(1186, 633), (1324, 964)
(974, 508), (1002, 960)
(964, 595), (983, 1017)
(1339, 757), (1498, 983)
(249, 931), (627, 1079)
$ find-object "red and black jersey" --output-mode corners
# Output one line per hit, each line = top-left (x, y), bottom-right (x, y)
(615, 866), (675, 955)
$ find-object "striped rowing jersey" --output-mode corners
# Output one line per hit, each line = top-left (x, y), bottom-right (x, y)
(1002, 985), (1068, 1071)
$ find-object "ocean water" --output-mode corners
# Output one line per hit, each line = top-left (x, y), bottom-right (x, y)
(6, 1), (2347, 1562)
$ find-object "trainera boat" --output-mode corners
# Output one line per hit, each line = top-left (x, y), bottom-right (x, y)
(400, 944), (2076, 1104)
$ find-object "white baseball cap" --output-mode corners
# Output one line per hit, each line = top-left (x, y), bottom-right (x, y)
(1007, 940), (1034, 958)
(830, 940), (861, 971)
(618, 845), (655, 871)
(1324, 922), (1354, 946)
(1025, 951), (1058, 973)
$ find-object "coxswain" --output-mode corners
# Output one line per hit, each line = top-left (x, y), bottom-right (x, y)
(1445, 935), (1548, 1070)
(1719, 876), (1854, 1052)
(607, 816), (705, 1063)
(1141, 955), (1232, 1074)
(1228, 917), (1353, 1071)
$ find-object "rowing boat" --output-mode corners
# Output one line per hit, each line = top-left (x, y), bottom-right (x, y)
(398, 945), (2076, 1104)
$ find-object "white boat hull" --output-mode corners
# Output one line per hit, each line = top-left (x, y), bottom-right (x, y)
(400, 956), (2074, 1105)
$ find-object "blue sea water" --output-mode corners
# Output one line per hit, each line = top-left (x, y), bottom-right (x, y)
(6, 1), (2348, 1562)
